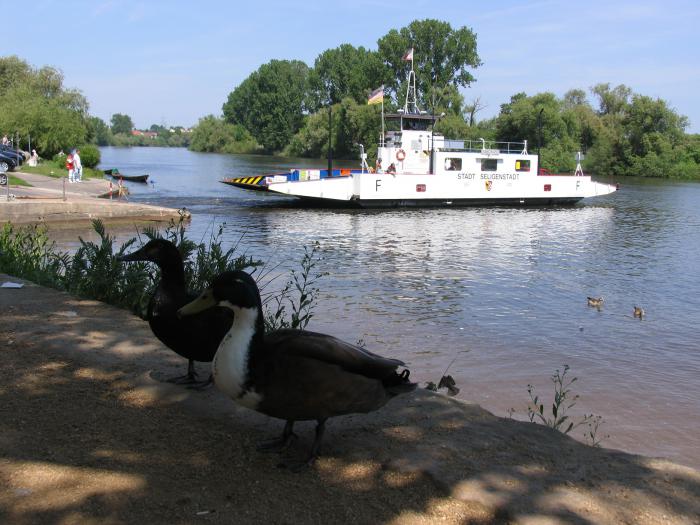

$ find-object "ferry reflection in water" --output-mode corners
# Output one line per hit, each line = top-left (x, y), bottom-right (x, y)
(88, 146), (700, 470)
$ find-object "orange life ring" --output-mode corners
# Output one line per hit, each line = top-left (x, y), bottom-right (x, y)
(396, 149), (406, 161)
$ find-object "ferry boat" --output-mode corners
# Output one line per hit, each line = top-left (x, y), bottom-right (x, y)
(222, 59), (616, 208)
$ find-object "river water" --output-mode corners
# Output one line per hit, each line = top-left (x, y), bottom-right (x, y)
(84, 146), (700, 469)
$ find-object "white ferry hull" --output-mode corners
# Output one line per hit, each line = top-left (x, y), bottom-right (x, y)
(266, 172), (616, 208)
(221, 58), (618, 209)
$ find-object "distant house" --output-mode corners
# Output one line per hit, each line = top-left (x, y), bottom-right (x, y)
(131, 130), (158, 138)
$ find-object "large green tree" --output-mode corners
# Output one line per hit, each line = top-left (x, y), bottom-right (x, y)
(110, 113), (134, 135)
(591, 83), (632, 116)
(286, 98), (382, 160)
(222, 60), (310, 152)
(0, 55), (89, 155)
(377, 19), (481, 110)
(307, 44), (388, 111)
(87, 116), (113, 146)
(588, 92), (693, 178)
(495, 92), (588, 172)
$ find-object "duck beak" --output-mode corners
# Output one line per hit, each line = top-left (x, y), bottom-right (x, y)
(117, 246), (147, 262)
(178, 288), (217, 317)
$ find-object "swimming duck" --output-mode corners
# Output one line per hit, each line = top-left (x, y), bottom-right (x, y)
(587, 296), (604, 309)
(633, 306), (645, 319)
(118, 239), (233, 387)
(178, 270), (416, 469)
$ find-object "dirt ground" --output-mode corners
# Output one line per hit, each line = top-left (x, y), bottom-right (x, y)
(1, 273), (699, 524)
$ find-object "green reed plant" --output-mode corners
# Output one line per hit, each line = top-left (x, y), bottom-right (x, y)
(141, 212), (262, 296)
(526, 364), (607, 446)
(66, 219), (154, 315)
(1, 216), (325, 331)
(0, 223), (69, 288)
(264, 241), (327, 331)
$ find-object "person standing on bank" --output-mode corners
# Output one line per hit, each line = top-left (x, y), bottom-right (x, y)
(65, 152), (74, 183)
(73, 149), (82, 182)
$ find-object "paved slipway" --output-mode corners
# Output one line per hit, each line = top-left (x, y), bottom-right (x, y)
(0, 274), (698, 524)
(0, 172), (185, 224)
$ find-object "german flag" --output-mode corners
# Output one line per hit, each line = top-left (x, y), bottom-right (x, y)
(367, 86), (384, 105)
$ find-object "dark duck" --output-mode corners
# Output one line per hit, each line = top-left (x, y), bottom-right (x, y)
(178, 270), (416, 469)
(119, 239), (233, 387)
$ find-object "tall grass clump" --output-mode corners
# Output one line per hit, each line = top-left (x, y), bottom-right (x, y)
(65, 220), (154, 315)
(263, 241), (326, 331)
(142, 213), (261, 294)
(526, 364), (608, 446)
(0, 223), (69, 288)
(0, 215), (325, 330)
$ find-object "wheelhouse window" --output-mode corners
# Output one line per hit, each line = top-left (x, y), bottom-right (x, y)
(480, 158), (498, 172)
(515, 159), (531, 172)
(444, 158), (462, 171)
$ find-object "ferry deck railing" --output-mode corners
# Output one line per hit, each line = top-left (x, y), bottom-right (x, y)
(437, 138), (529, 155)
(380, 134), (529, 155)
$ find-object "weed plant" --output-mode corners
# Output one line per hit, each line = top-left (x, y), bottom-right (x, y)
(0, 223), (69, 288)
(526, 364), (607, 446)
(264, 241), (326, 331)
(66, 220), (152, 315)
(0, 215), (324, 330)
(142, 213), (261, 295)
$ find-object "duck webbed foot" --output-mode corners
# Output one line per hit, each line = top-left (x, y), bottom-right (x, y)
(187, 374), (214, 391)
(258, 420), (297, 453)
(166, 360), (206, 386)
(277, 419), (326, 472)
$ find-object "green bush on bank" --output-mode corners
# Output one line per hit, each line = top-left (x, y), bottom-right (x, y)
(0, 216), (259, 318)
(0, 217), (324, 330)
(78, 144), (100, 168)
(189, 115), (260, 155)
(48, 145), (100, 169)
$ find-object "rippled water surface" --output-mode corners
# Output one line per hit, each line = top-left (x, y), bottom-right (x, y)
(88, 147), (700, 468)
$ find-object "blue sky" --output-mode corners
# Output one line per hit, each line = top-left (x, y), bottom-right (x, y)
(3, 0), (699, 132)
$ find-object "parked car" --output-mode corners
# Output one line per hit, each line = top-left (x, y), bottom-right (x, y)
(0, 145), (24, 160)
(0, 150), (20, 172)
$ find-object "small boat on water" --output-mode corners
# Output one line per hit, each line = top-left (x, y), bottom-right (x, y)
(222, 55), (616, 208)
(116, 173), (149, 183)
(103, 168), (149, 183)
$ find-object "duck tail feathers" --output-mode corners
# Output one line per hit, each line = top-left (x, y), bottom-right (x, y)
(385, 368), (417, 395)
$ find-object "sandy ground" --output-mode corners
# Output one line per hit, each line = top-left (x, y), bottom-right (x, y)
(1, 274), (699, 524)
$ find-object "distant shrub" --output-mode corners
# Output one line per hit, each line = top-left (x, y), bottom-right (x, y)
(52, 153), (67, 169)
(77, 144), (100, 168)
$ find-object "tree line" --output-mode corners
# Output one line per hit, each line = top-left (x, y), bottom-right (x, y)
(3, 17), (699, 180)
(0, 56), (190, 158)
(190, 18), (699, 179)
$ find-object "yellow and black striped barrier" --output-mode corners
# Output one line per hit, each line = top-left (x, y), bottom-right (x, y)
(221, 176), (267, 190)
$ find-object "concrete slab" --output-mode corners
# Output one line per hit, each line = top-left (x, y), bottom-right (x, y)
(0, 171), (187, 224)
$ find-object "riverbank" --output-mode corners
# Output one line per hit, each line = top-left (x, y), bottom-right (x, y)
(1, 273), (698, 524)
(0, 171), (186, 224)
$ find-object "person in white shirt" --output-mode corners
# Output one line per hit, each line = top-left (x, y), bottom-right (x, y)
(73, 149), (82, 182)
